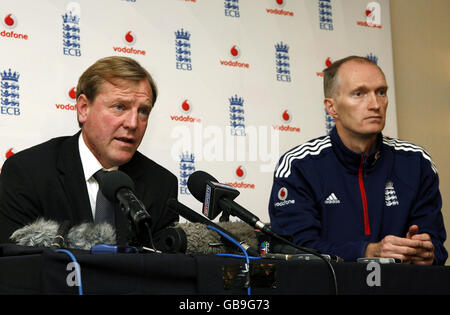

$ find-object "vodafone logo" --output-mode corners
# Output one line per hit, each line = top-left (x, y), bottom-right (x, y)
(67, 87), (76, 102)
(170, 99), (201, 123)
(267, 0), (294, 16)
(3, 14), (17, 29)
(234, 165), (246, 180)
(55, 86), (77, 111)
(124, 31), (136, 45)
(272, 109), (300, 133)
(1, 13), (29, 40)
(274, 186), (295, 207)
(113, 30), (146, 55)
(230, 45), (240, 59)
(278, 187), (288, 200)
(220, 45), (249, 69)
(180, 99), (192, 114)
(224, 165), (255, 189)
(281, 109), (291, 123)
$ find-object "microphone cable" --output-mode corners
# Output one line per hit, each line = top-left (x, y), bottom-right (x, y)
(207, 225), (252, 295)
(265, 230), (338, 295)
(55, 249), (83, 295)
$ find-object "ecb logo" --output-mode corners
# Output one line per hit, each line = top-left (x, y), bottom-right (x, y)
(275, 42), (291, 82)
(175, 28), (192, 71)
(224, 0), (240, 18)
(179, 152), (195, 195)
(62, 3), (81, 57)
(229, 95), (245, 136)
(318, 0), (333, 31)
(1, 69), (20, 116)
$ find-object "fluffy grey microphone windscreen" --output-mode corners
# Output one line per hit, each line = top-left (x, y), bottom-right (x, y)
(66, 222), (116, 250)
(176, 221), (258, 254)
(9, 218), (116, 249)
(10, 218), (59, 247)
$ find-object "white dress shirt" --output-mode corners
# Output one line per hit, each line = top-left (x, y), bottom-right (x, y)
(78, 133), (118, 219)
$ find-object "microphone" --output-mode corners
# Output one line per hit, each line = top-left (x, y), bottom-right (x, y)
(95, 170), (152, 228)
(186, 170), (339, 294)
(166, 198), (259, 256)
(187, 171), (272, 235)
(187, 170), (323, 256)
(10, 218), (116, 250)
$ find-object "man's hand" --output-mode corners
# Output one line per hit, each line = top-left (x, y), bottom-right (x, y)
(405, 225), (435, 265)
(365, 225), (434, 265)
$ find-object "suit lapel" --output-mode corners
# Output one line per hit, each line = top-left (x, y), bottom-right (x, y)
(56, 131), (93, 223)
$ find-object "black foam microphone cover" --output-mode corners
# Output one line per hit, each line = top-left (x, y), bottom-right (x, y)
(96, 170), (136, 202)
(187, 170), (218, 202)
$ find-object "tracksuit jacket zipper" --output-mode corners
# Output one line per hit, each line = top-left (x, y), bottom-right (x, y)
(359, 154), (371, 236)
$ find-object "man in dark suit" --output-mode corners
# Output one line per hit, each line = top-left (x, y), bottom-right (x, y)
(0, 56), (178, 245)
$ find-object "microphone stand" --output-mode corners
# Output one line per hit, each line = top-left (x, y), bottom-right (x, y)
(119, 200), (156, 250)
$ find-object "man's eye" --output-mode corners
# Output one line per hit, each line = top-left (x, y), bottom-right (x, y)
(115, 104), (125, 110)
(139, 107), (151, 116)
(354, 91), (361, 97)
(377, 90), (386, 96)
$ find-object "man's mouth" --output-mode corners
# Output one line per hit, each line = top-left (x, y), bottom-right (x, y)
(115, 137), (135, 144)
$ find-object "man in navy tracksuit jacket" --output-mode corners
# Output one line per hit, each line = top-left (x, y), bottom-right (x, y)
(268, 56), (447, 265)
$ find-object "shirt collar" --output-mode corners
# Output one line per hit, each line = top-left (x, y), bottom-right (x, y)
(78, 132), (118, 181)
(330, 127), (383, 174)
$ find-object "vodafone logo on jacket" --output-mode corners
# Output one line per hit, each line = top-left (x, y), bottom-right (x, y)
(278, 187), (288, 200)
(274, 186), (295, 207)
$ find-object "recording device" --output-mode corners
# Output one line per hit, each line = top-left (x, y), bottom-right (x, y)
(166, 198), (259, 256)
(152, 225), (187, 253)
(10, 218), (116, 250)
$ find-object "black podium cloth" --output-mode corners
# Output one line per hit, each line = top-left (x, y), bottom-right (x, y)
(0, 244), (449, 295)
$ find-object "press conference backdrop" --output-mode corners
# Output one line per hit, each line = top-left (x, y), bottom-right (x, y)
(0, 0), (397, 222)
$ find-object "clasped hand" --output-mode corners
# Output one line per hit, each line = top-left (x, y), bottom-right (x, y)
(365, 225), (434, 265)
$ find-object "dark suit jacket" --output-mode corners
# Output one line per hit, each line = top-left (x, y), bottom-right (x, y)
(0, 132), (179, 245)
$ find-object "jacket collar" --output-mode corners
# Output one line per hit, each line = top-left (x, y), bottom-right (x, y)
(330, 127), (383, 174)
(55, 131), (145, 224)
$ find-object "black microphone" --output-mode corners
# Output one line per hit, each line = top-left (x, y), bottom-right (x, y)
(187, 171), (323, 256)
(186, 170), (339, 295)
(187, 171), (272, 235)
(96, 170), (152, 227)
(166, 198), (259, 256)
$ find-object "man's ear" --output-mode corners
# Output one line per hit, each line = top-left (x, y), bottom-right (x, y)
(324, 97), (338, 119)
(76, 94), (90, 125)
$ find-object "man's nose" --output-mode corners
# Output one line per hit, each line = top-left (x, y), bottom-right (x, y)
(123, 109), (138, 129)
(368, 92), (381, 110)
